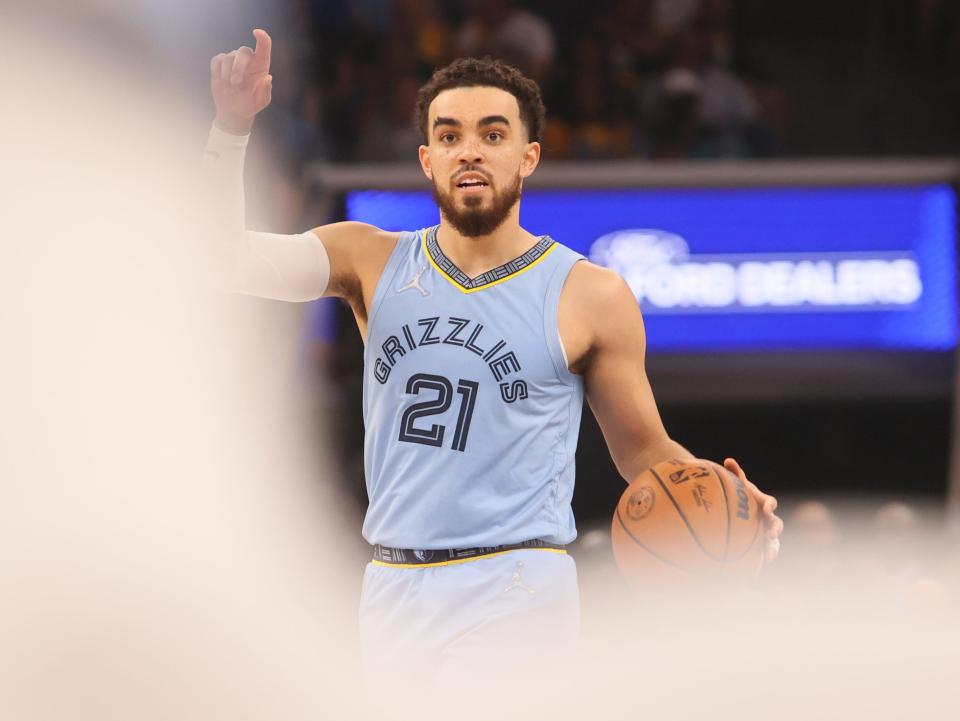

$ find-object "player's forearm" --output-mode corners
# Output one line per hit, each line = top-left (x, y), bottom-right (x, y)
(201, 30), (328, 302)
(200, 124), (329, 302)
(200, 123), (259, 293)
(202, 123), (248, 246)
(618, 438), (696, 484)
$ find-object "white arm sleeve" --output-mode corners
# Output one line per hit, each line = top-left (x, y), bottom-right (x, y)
(232, 230), (330, 302)
(202, 124), (330, 302)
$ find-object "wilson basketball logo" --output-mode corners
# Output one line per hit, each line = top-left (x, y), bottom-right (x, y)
(733, 474), (750, 520)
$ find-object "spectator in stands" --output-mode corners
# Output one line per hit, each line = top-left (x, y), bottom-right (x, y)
(599, 0), (670, 75)
(355, 74), (422, 161)
(870, 501), (929, 582)
(454, 0), (557, 83)
(790, 500), (840, 551)
(645, 28), (763, 158)
(652, 0), (703, 35)
(647, 66), (704, 159)
(763, 499), (843, 590)
(544, 33), (638, 159)
(394, 0), (453, 70)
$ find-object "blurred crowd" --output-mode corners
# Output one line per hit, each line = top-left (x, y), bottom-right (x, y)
(267, 0), (779, 165)
(767, 499), (960, 608)
(260, 0), (960, 170)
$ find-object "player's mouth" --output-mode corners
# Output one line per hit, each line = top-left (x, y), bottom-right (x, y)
(454, 173), (491, 195)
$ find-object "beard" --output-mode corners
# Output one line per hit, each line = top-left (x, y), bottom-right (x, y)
(431, 170), (522, 238)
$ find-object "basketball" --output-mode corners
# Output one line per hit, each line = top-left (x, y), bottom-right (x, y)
(611, 458), (765, 586)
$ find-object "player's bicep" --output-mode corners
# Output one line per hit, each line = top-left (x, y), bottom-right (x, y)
(230, 230), (329, 302)
(583, 277), (670, 478)
(309, 222), (396, 301)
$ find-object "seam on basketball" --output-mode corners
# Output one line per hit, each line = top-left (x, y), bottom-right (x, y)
(615, 504), (698, 575)
(650, 467), (725, 562)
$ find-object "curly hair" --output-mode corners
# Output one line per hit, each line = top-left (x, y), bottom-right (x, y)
(414, 57), (546, 144)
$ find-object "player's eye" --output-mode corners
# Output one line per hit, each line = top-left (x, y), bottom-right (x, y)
(487, 131), (503, 142)
(440, 133), (457, 143)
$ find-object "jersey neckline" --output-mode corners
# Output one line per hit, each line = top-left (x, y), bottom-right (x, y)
(422, 225), (557, 294)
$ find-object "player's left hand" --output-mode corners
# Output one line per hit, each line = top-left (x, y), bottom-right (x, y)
(724, 457), (783, 564)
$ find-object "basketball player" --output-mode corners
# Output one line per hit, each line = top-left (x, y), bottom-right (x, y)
(205, 29), (783, 676)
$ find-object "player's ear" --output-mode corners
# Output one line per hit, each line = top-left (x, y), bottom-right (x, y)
(418, 144), (433, 181)
(519, 141), (540, 179)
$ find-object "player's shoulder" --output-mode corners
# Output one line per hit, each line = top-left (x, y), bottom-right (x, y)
(563, 259), (635, 310)
(308, 221), (400, 250)
(308, 222), (402, 301)
(558, 260), (642, 367)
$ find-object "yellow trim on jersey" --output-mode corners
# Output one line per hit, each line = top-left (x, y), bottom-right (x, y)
(422, 232), (558, 295)
(372, 547), (567, 569)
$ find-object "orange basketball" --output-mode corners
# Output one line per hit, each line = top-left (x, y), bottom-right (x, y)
(611, 458), (765, 587)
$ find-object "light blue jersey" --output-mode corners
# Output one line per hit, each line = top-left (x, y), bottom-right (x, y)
(361, 224), (585, 549)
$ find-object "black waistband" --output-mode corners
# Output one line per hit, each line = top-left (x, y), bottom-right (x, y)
(372, 539), (565, 566)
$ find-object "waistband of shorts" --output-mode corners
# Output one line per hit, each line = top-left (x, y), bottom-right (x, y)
(371, 539), (566, 568)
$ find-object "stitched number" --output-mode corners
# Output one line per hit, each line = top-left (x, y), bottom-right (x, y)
(451, 380), (478, 452)
(398, 374), (479, 452)
(398, 374), (452, 447)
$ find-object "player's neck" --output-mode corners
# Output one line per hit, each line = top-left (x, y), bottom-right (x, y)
(435, 210), (538, 279)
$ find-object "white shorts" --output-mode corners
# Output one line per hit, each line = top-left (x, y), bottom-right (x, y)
(359, 548), (580, 682)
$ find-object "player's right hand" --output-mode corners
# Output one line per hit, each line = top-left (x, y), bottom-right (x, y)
(210, 29), (273, 135)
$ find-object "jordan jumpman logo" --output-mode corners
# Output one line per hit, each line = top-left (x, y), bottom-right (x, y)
(397, 265), (429, 296)
(503, 560), (536, 594)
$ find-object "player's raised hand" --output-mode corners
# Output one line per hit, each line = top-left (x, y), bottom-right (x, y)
(724, 457), (783, 564)
(210, 29), (273, 135)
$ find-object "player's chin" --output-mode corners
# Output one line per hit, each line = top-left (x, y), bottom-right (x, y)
(461, 195), (486, 209)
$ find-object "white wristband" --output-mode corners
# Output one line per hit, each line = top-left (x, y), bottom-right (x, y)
(206, 122), (250, 150)
(204, 123), (249, 174)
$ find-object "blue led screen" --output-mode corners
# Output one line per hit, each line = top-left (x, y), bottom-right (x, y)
(346, 186), (956, 351)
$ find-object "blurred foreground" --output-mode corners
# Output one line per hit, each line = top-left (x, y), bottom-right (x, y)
(1, 8), (956, 721)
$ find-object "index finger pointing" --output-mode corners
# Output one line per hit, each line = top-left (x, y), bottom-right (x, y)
(252, 29), (272, 62)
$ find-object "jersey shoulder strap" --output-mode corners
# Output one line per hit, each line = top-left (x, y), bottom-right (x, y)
(367, 228), (422, 330)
